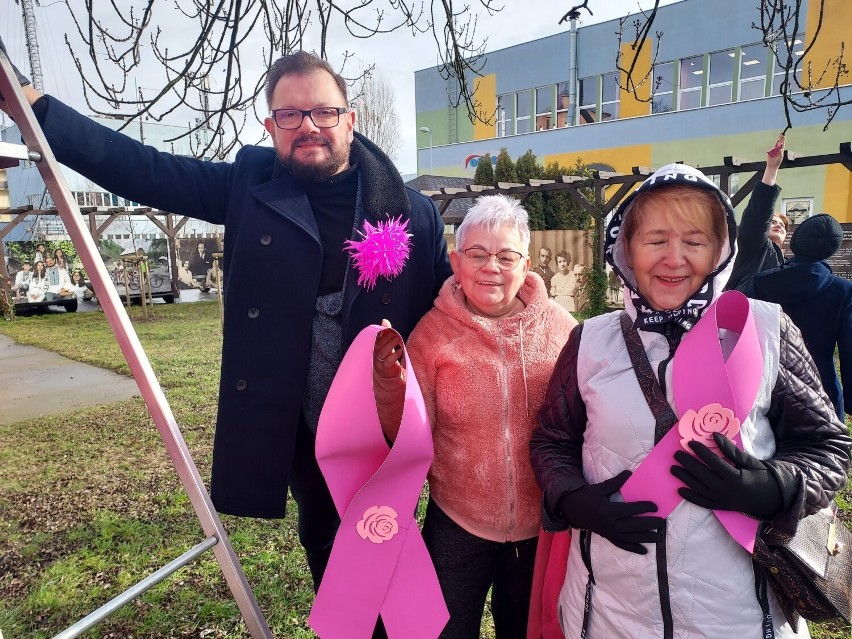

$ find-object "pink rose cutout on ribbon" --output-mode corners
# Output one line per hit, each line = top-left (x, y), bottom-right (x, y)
(356, 505), (400, 544)
(678, 402), (741, 456)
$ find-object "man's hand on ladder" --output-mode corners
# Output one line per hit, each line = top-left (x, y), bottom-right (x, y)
(0, 35), (42, 113)
(0, 36), (32, 98)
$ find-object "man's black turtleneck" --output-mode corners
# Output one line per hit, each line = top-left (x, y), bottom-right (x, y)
(300, 162), (359, 295)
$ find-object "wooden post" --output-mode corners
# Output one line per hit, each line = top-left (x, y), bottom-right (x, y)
(122, 261), (131, 308)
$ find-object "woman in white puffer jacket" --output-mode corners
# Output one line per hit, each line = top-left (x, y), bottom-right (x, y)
(530, 164), (851, 639)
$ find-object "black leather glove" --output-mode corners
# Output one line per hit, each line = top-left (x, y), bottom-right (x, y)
(671, 432), (784, 521)
(557, 470), (665, 554)
(0, 36), (32, 99)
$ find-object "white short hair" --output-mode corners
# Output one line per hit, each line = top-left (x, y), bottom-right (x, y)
(456, 195), (531, 253)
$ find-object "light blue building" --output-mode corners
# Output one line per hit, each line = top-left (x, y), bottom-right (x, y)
(414, 0), (852, 223)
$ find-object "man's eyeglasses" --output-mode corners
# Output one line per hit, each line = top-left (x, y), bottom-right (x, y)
(461, 248), (524, 270)
(269, 107), (349, 130)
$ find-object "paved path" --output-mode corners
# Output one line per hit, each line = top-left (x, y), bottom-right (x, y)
(0, 334), (141, 425)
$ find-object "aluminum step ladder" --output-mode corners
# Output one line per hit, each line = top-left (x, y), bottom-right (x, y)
(0, 51), (273, 639)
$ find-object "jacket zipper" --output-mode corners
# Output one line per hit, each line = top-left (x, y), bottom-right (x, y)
(656, 520), (674, 639)
(655, 324), (680, 637)
(498, 330), (516, 541)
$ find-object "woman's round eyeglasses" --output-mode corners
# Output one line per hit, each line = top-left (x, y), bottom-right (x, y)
(269, 107), (349, 130)
(460, 248), (524, 270)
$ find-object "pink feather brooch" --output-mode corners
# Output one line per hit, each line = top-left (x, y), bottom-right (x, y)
(344, 216), (412, 290)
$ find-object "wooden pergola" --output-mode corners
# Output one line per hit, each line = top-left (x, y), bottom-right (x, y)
(2, 143), (850, 285)
(419, 143), (852, 266)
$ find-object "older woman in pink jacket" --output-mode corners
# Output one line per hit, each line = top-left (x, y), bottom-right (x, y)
(374, 195), (577, 638)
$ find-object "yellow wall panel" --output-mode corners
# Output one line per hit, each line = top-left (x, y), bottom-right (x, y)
(619, 41), (652, 119)
(473, 75), (497, 141)
(805, 0), (852, 90)
(823, 164), (852, 223)
(543, 144), (653, 176)
(543, 145), (653, 200)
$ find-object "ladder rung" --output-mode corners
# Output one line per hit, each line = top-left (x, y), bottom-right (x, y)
(51, 535), (219, 639)
(0, 140), (41, 163)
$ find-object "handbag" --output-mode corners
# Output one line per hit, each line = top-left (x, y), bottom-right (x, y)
(753, 503), (852, 628)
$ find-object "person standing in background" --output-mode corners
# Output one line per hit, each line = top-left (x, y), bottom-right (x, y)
(726, 133), (788, 293)
(550, 250), (574, 311)
(533, 247), (555, 292)
(750, 213), (851, 421)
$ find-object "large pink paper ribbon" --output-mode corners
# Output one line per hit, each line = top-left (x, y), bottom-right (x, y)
(309, 325), (449, 639)
(621, 291), (763, 552)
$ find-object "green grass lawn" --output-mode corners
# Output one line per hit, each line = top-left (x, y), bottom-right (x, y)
(0, 303), (316, 638)
(0, 302), (849, 638)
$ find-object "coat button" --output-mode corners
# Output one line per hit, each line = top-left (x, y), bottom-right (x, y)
(260, 234), (272, 246)
(769, 566), (779, 574)
(248, 308), (260, 319)
(236, 379), (248, 391)
(380, 293), (391, 304)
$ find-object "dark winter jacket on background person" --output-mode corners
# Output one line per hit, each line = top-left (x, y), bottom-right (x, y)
(725, 181), (784, 293)
(750, 258), (852, 420)
(32, 94), (452, 518)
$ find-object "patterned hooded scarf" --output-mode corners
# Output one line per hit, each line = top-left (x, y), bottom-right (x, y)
(605, 163), (738, 331)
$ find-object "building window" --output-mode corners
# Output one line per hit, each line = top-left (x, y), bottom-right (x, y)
(710, 173), (741, 197)
(708, 49), (735, 106)
(497, 94), (509, 137)
(535, 86), (553, 130)
(556, 82), (571, 127)
(578, 77), (597, 124)
(652, 61), (674, 113)
(771, 34), (805, 97)
(739, 43), (767, 101)
(679, 55), (704, 110)
(515, 90), (531, 134)
(601, 73), (620, 121)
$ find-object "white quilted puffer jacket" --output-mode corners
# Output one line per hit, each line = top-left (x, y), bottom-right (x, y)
(555, 298), (809, 639)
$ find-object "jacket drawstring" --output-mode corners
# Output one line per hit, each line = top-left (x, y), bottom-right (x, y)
(519, 316), (530, 419)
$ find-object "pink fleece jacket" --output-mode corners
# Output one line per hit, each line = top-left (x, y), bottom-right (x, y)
(407, 272), (577, 542)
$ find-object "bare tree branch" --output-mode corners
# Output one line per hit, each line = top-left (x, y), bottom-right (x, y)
(757, 0), (850, 132)
(429, 0), (501, 126)
(56, 0), (501, 158)
(614, 3), (663, 100)
(40, 0), (851, 159)
(352, 69), (402, 162)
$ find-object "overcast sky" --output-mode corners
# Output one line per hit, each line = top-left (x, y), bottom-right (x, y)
(2, 1), (679, 174)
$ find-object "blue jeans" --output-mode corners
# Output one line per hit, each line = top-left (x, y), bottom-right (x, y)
(422, 499), (538, 639)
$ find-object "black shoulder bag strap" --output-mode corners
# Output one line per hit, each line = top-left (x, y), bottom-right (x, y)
(619, 312), (677, 443)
